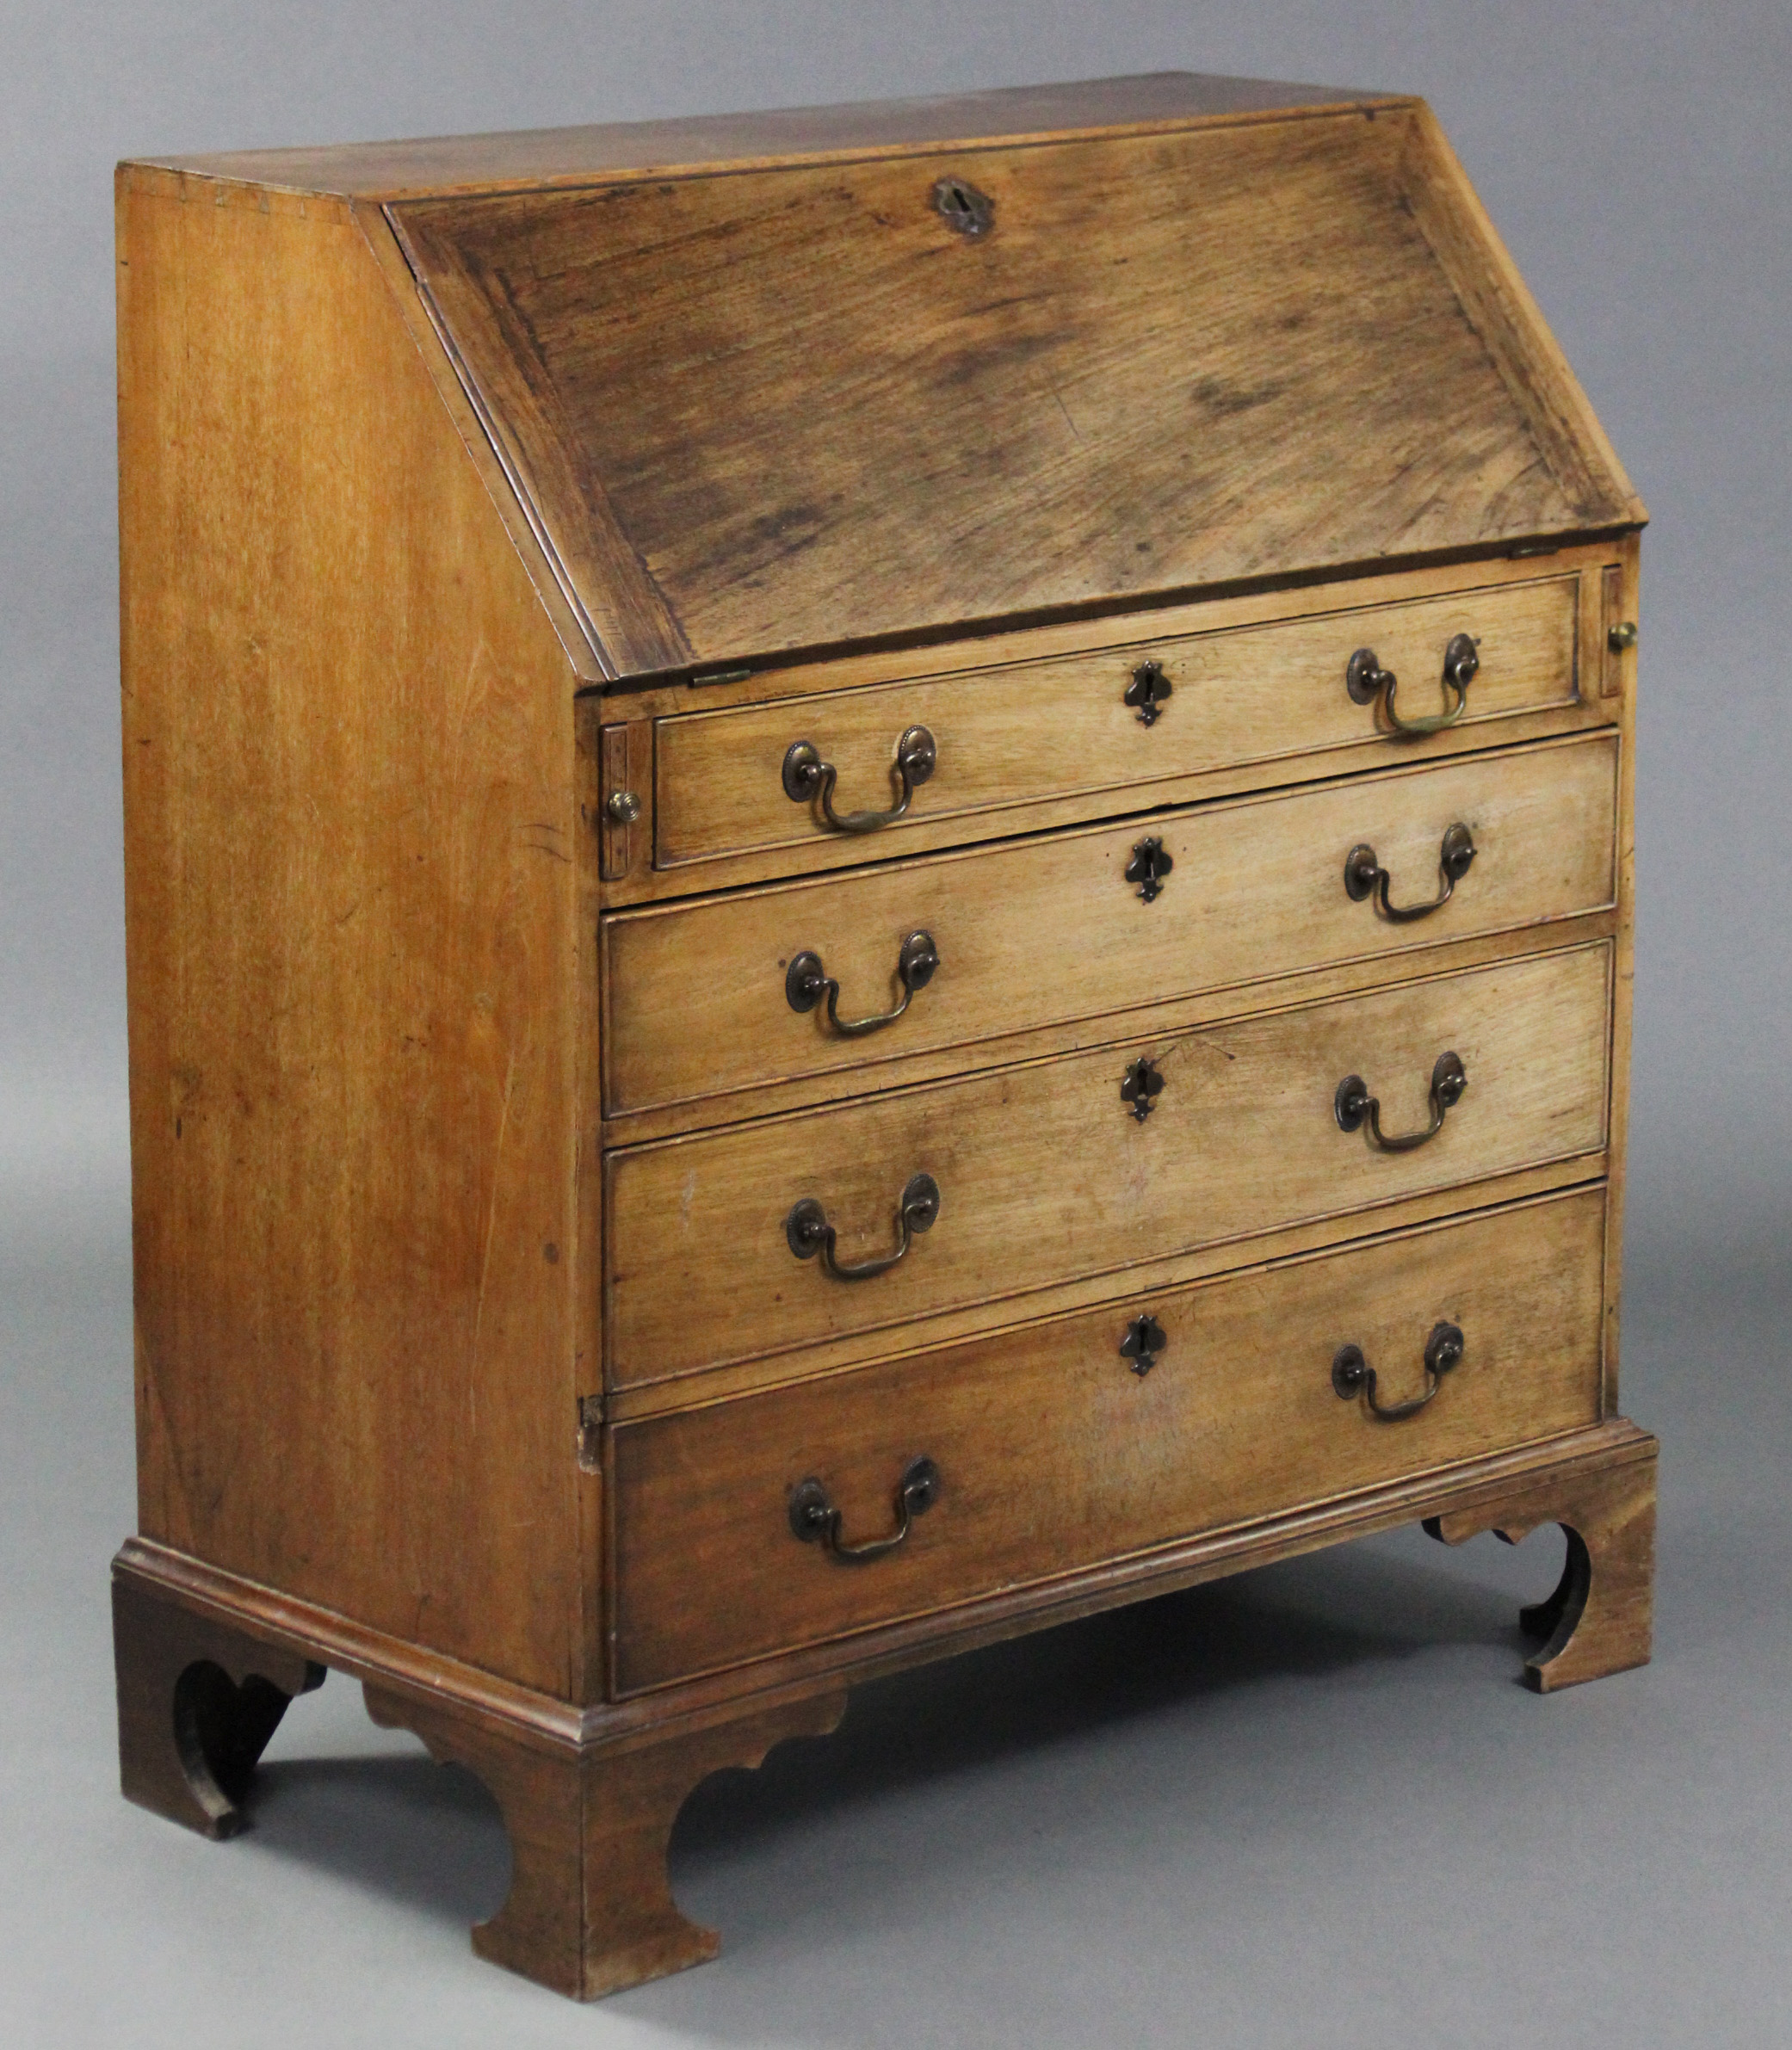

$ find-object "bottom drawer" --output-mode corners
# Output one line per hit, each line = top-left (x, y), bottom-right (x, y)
(609, 1188), (1607, 1694)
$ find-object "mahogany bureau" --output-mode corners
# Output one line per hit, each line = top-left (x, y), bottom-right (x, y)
(111, 71), (1656, 1998)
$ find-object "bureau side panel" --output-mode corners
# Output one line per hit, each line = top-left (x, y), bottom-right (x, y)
(117, 176), (582, 1695)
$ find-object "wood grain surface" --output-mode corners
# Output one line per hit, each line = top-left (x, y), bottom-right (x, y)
(118, 180), (585, 1695)
(607, 733), (1617, 1117)
(652, 572), (1584, 868)
(118, 1414), (1653, 1737)
(135, 72), (1395, 201)
(604, 943), (1612, 1392)
(392, 106), (1639, 677)
(591, 543), (1617, 726)
(1598, 533), (1641, 1410)
(610, 1188), (1606, 1691)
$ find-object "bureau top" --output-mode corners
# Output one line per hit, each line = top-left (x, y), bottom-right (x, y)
(124, 73), (1642, 684)
(134, 74), (1393, 197)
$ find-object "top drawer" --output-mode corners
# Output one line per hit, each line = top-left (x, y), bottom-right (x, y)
(654, 573), (1583, 869)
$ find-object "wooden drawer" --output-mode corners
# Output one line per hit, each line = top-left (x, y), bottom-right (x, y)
(605, 943), (1610, 1392)
(606, 733), (1616, 1118)
(652, 573), (1582, 869)
(609, 1187), (1608, 1692)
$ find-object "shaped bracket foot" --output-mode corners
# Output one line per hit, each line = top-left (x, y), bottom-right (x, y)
(365, 1683), (848, 1998)
(112, 1571), (324, 1838)
(1424, 1430), (1657, 1691)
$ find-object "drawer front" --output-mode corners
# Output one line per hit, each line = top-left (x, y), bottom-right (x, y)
(654, 574), (1581, 868)
(606, 734), (1616, 1117)
(610, 1188), (1608, 1693)
(605, 944), (1610, 1390)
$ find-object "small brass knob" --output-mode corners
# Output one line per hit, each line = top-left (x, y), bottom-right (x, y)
(1608, 621), (1639, 652)
(607, 790), (643, 824)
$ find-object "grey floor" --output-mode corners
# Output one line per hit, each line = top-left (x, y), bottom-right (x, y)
(5, 1164), (1788, 2050)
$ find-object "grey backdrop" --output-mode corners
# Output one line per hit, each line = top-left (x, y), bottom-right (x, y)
(3, 6), (1788, 2047)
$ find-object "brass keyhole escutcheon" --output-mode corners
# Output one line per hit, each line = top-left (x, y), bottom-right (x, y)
(1124, 837), (1173, 904)
(1120, 1313), (1167, 1376)
(1121, 1057), (1165, 1122)
(932, 176), (994, 238)
(1125, 660), (1173, 726)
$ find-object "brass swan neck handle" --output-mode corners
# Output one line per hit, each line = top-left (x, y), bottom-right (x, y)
(788, 1455), (941, 1562)
(1346, 633), (1480, 737)
(785, 1173), (941, 1281)
(785, 931), (939, 1036)
(1332, 1322), (1466, 1421)
(782, 726), (936, 832)
(1335, 1052), (1467, 1152)
(1344, 823), (1477, 923)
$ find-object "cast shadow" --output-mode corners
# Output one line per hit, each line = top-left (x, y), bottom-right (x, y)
(247, 1750), (510, 1928)
(231, 1529), (1559, 1958)
(674, 1534), (1554, 1860)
